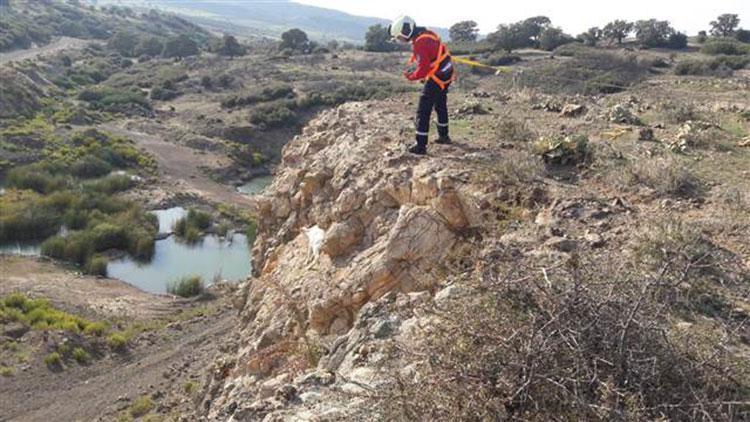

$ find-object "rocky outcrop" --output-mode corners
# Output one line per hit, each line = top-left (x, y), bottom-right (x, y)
(202, 102), (487, 420)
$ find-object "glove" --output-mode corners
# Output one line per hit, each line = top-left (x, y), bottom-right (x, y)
(403, 70), (411, 80)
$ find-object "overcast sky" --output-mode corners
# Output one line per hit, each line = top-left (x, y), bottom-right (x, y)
(296, 0), (749, 35)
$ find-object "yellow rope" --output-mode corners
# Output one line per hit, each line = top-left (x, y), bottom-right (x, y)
(452, 57), (514, 74)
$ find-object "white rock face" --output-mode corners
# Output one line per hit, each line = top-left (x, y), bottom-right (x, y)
(203, 102), (488, 420)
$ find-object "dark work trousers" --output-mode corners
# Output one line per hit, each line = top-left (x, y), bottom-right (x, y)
(415, 79), (450, 147)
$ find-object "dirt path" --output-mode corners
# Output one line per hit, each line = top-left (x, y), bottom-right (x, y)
(0, 256), (179, 321)
(0, 257), (237, 421)
(101, 122), (255, 209)
(1, 307), (235, 421)
(0, 37), (91, 65)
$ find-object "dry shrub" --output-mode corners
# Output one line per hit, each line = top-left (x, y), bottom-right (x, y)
(660, 101), (703, 124)
(494, 150), (545, 186)
(369, 249), (750, 421)
(632, 216), (746, 318)
(612, 156), (703, 198)
(497, 117), (535, 143)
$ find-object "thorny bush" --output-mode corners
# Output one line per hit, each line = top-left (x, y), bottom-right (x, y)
(368, 248), (750, 421)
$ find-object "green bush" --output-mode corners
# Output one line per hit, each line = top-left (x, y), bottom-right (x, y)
(107, 333), (128, 351)
(72, 347), (90, 364)
(150, 86), (179, 101)
(0, 366), (13, 377)
(184, 226), (201, 243)
(5, 166), (69, 194)
(84, 174), (135, 194)
(78, 88), (151, 115)
(71, 156), (113, 178)
(85, 255), (109, 277)
(675, 55), (750, 76)
(519, 50), (649, 94)
(701, 38), (750, 55)
(249, 100), (298, 129)
(44, 352), (62, 368)
(0, 195), (64, 242)
(0, 293), (99, 336)
(221, 84), (294, 108)
(83, 321), (108, 336)
(173, 208), (211, 242)
(167, 276), (205, 298)
(129, 396), (154, 418)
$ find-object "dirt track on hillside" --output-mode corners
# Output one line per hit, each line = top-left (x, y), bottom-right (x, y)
(101, 121), (255, 209)
(0, 37), (90, 65)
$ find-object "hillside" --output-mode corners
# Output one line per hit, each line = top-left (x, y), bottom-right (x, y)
(0, 0), (212, 52)
(95, 0), (449, 43)
(199, 57), (750, 420)
(1, 2), (750, 420)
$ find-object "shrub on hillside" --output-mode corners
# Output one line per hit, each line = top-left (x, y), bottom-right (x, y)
(84, 174), (135, 194)
(369, 251), (750, 421)
(701, 38), (750, 55)
(5, 166), (69, 194)
(248, 100), (298, 129)
(167, 275), (205, 298)
(71, 156), (113, 179)
(78, 88), (151, 116)
(675, 55), (750, 76)
(616, 156), (703, 198)
(520, 50), (649, 94)
(221, 84), (295, 108)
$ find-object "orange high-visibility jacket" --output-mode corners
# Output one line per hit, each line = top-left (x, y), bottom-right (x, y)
(406, 29), (454, 90)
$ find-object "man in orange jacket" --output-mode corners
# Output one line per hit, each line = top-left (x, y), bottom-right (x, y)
(390, 15), (454, 155)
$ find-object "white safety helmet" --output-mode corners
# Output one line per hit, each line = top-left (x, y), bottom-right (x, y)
(389, 15), (416, 42)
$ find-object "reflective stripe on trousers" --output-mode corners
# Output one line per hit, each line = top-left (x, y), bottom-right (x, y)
(415, 79), (449, 146)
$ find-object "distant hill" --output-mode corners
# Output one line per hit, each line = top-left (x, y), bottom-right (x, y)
(0, 0), (213, 53)
(101, 0), (447, 44)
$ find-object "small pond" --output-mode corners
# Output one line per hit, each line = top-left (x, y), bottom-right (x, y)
(0, 241), (41, 256)
(106, 231), (251, 294)
(0, 207), (253, 295)
(237, 175), (274, 195)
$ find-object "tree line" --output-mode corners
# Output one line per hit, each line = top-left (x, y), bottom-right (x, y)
(362, 13), (748, 53)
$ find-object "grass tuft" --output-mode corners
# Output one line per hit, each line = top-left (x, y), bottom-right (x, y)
(166, 276), (205, 298)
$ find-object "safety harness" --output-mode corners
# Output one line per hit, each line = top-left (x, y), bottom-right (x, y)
(409, 31), (454, 90)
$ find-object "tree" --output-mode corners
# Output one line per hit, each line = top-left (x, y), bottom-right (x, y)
(603, 20), (633, 45)
(696, 30), (708, 44)
(635, 19), (677, 48)
(364, 24), (396, 52)
(163, 34), (199, 59)
(736, 29), (750, 43)
(280, 28), (309, 52)
(666, 32), (688, 49)
(520, 16), (551, 47)
(578, 27), (602, 47)
(710, 14), (740, 37)
(449, 21), (479, 43)
(135, 36), (164, 57)
(107, 31), (140, 57)
(538, 27), (574, 51)
(488, 23), (531, 52)
(219, 34), (245, 59)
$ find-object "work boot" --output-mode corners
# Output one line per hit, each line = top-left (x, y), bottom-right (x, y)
(435, 134), (452, 145)
(408, 144), (427, 155)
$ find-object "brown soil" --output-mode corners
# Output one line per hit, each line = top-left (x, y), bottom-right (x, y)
(0, 257), (237, 421)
